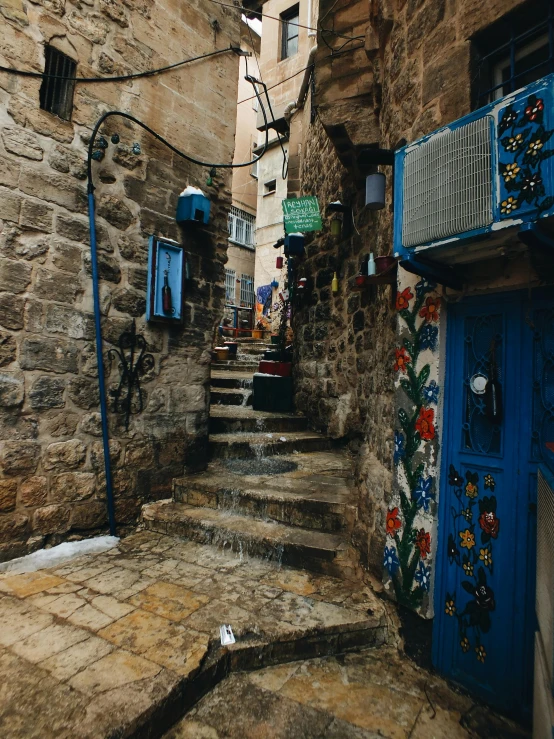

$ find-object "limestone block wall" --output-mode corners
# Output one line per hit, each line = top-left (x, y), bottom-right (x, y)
(293, 0), (534, 592)
(0, 0), (240, 559)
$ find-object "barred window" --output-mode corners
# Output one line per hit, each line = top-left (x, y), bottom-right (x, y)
(228, 206), (256, 247)
(39, 46), (76, 120)
(225, 268), (236, 303)
(240, 274), (255, 307)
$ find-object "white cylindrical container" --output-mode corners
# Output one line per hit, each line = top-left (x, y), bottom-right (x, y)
(365, 173), (386, 210)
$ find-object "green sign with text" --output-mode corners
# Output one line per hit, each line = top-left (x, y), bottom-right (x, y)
(282, 196), (322, 234)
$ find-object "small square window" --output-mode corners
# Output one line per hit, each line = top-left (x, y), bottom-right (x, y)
(281, 5), (299, 60)
(264, 179), (276, 195)
(39, 45), (76, 121)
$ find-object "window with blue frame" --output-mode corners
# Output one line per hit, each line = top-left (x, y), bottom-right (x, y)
(473, 0), (554, 110)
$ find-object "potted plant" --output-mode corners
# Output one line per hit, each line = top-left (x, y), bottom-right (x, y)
(252, 320), (265, 340)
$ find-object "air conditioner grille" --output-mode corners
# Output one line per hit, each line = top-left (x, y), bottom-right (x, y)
(537, 468), (554, 691)
(402, 116), (493, 248)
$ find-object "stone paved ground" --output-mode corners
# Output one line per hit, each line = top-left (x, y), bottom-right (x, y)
(0, 530), (389, 738)
(165, 648), (531, 739)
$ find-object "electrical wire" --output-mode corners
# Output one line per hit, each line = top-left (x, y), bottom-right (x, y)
(237, 63), (311, 104)
(245, 20), (288, 180)
(0, 45), (241, 83)
(86, 75), (271, 189)
(209, 0), (364, 42)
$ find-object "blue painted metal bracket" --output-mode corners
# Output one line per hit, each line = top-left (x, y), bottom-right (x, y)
(399, 254), (463, 290)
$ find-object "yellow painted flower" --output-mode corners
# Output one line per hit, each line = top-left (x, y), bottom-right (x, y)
(463, 561), (474, 577)
(527, 139), (544, 156)
(445, 600), (456, 616)
(503, 162), (520, 181)
(459, 529), (475, 549)
(479, 548), (493, 568)
(505, 133), (524, 151)
(460, 637), (470, 653)
(475, 644), (487, 663)
(500, 196), (518, 215)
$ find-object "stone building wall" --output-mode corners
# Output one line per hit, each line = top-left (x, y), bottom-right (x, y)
(293, 0), (535, 587)
(0, 0), (241, 559)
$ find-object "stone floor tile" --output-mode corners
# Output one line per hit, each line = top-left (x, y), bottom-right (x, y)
(260, 568), (319, 597)
(411, 705), (469, 738)
(128, 581), (210, 622)
(142, 628), (210, 676)
(80, 566), (144, 594)
(0, 571), (66, 598)
(164, 719), (220, 738)
(262, 591), (369, 631)
(114, 577), (155, 601)
(0, 602), (53, 646)
(26, 592), (62, 610)
(46, 581), (83, 595)
(182, 599), (257, 636)
(40, 635), (114, 681)
(91, 594), (135, 620)
(37, 592), (87, 618)
(111, 555), (161, 572)
(68, 649), (161, 694)
(64, 563), (117, 585)
(67, 603), (116, 631)
(11, 622), (89, 663)
(98, 608), (187, 653)
(248, 662), (301, 692)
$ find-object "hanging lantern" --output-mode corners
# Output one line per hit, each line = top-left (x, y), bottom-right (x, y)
(330, 214), (342, 237)
(365, 173), (386, 210)
(276, 256), (284, 268)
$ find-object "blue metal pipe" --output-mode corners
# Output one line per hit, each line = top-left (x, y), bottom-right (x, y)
(87, 188), (116, 536)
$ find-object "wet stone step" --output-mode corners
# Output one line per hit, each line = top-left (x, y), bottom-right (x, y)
(142, 501), (353, 577)
(173, 482), (350, 532)
(209, 410), (309, 434)
(208, 432), (332, 459)
(210, 373), (253, 390)
(211, 362), (259, 372)
(210, 388), (253, 407)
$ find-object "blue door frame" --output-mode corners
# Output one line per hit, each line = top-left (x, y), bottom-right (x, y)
(433, 289), (553, 720)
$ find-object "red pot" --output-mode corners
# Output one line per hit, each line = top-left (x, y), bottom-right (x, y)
(276, 256), (284, 268)
(355, 274), (367, 287)
(374, 256), (396, 274)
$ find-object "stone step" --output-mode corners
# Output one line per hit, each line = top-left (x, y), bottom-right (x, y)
(142, 500), (356, 577)
(210, 371), (253, 390)
(209, 407), (309, 434)
(208, 431), (332, 459)
(237, 345), (272, 355)
(173, 470), (355, 532)
(210, 388), (253, 407)
(212, 361), (259, 372)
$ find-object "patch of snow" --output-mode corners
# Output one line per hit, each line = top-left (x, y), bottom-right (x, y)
(180, 185), (205, 197)
(288, 232), (304, 237)
(0, 536), (119, 575)
(253, 372), (281, 377)
(279, 436), (287, 442)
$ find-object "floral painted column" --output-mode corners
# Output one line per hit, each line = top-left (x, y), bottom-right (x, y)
(383, 274), (441, 614)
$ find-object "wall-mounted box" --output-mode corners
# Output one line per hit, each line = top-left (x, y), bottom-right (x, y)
(176, 187), (211, 225)
(284, 233), (305, 256)
(146, 236), (185, 323)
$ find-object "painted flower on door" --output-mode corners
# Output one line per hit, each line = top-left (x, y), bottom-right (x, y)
(386, 277), (440, 611)
(445, 465), (500, 663)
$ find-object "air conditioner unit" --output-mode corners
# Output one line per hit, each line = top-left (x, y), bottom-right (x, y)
(393, 73), (554, 285)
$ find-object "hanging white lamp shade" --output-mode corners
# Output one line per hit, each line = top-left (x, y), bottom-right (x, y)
(365, 172), (386, 210)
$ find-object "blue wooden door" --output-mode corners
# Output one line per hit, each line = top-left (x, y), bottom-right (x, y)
(434, 290), (554, 719)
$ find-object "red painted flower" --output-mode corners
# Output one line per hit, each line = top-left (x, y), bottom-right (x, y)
(396, 287), (413, 311)
(415, 407), (435, 440)
(479, 509), (500, 539)
(525, 98), (544, 121)
(415, 528), (431, 559)
(386, 508), (402, 537)
(419, 296), (441, 323)
(394, 347), (411, 373)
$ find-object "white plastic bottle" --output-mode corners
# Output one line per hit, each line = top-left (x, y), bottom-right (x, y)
(367, 252), (376, 276)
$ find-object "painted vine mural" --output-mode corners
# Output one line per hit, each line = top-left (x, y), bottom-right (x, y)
(384, 278), (440, 610)
(498, 92), (554, 217)
(444, 467), (499, 664)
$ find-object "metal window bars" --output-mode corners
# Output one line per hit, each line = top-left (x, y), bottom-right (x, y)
(475, 7), (554, 108)
(225, 268), (236, 302)
(228, 206), (256, 247)
(39, 46), (76, 121)
(240, 274), (255, 307)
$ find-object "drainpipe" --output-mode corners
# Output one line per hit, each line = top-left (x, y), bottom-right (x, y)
(284, 45), (318, 122)
(87, 186), (117, 537)
(307, 0), (317, 38)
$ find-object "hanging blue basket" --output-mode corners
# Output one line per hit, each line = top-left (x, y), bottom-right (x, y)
(176, 192), (211, 224)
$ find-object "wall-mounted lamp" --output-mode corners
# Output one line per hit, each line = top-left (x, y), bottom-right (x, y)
(326, 201), (351, 238)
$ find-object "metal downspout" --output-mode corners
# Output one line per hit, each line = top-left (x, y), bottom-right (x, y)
(87, 187), (117, 536)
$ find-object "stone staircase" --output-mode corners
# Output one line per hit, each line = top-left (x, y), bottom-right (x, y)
(142, 339), (361, 581)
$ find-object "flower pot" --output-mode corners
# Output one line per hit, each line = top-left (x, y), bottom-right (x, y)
(224, 342), (238, 358)
(215, 347), (229, 361)
(375, 256), (396, 274)
(252, 329), (263, 339)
